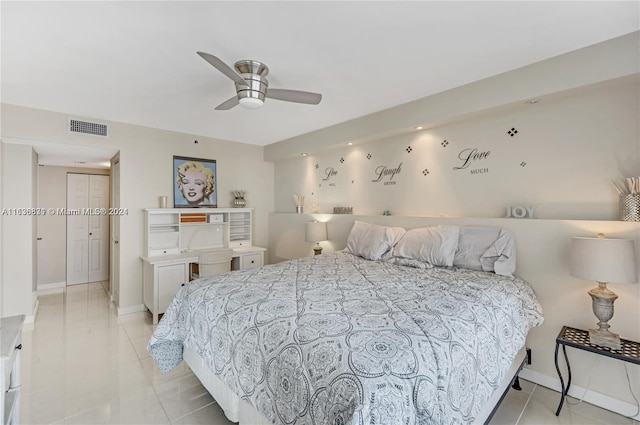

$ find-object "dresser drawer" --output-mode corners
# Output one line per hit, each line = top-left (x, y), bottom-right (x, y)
(241, 253), (263, 270)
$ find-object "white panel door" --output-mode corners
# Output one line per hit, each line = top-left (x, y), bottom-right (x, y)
(110, 159), (120, 304)
(66, 174), (89, 285)
(88, 175), (109, 282)
(66, 174), (110, 285)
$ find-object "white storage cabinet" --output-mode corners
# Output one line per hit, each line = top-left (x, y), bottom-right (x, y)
(1, 315), (25, 425)
(142, 208), (265, 324)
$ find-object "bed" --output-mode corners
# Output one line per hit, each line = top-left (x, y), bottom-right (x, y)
(149, 222), (544, 425)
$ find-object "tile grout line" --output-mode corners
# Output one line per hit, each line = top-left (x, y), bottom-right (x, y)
(168, 400), (220, 424)
(514, 383), (536, 425)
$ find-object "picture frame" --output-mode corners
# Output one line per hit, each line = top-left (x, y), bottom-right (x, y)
(173, 155), (217, 208)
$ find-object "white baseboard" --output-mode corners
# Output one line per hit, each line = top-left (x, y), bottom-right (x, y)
(519, 367), (640, 421)
(24, 298), (39, 324)
(37, 281), (66, 295)
(117, 304), (146, 316)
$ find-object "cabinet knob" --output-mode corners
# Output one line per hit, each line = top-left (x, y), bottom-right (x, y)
(251, 260), (255, 264)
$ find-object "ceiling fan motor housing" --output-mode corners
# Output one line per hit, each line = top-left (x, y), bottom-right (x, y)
(235, 60), (269, 102)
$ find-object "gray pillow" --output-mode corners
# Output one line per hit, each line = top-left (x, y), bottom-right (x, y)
(393, 225), (460, 267)
(345, 221), (406, 261)
(453, 226), (516, 277)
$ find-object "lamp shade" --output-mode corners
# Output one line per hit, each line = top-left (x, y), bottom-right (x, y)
(305, 221), (327, 243)
(570, 237), (638, 284)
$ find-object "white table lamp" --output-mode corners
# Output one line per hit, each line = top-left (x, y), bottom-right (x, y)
(306, 221), (328, 255)
(570, 234), (638, 349)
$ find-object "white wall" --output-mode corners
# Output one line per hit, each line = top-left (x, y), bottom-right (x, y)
(1, 143), (38, 321)
(273, 79), (639, 220)
(266, 31), (640, 162)
(1, 105), (275, 313)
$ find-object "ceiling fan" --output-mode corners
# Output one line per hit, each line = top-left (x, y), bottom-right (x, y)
(197, 52), (322, 110)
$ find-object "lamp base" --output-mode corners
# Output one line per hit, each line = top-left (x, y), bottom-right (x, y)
(587, 282), (620, 349)
(588, 328), (621, 349)
(312, 246), (323, 256)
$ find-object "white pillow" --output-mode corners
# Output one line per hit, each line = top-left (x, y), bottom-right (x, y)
(393, 226), (460, 267)
(453, 226), (517, 277)
(345, 221), (406, 261)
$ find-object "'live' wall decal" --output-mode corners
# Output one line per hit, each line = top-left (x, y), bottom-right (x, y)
(319, 166), (339, 187)
(323, 167), (338, 181)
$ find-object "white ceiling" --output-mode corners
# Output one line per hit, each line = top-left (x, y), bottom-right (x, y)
(2, 1), (639, 154)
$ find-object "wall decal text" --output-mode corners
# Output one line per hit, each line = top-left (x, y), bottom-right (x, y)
(454, 148), (491, 171)
(372, 162), (402, 185)
(471, 168), (488, 174)
(323, 167), (338, 181)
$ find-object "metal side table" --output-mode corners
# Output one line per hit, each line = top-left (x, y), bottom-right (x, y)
(554, 326), (640, 416)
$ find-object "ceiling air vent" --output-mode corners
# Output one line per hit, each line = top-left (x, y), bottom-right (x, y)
(68, 118), (109, 137)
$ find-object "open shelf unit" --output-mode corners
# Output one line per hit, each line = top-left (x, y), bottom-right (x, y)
(145, 208), (253, 257)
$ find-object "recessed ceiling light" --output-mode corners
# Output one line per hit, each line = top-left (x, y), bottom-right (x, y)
(415, 126), (423, 130)
(301, 153), (308, 157)
(347, 142), (353, 146)
(526, 99), (540, 104)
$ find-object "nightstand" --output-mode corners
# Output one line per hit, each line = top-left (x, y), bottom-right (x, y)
(554, 326), (640, 416)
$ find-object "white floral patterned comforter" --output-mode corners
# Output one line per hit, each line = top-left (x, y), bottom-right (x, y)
(148, 252), (543, 425)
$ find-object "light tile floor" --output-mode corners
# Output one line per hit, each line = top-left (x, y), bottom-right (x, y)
(17, 282), (638, 425)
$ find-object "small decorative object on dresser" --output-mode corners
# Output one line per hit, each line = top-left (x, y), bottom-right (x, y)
(333, 206), (353, 214)
(159, 196), (168, 208)
(232, 190), (246, 208)
(570, 234), (638, 349)
(293, 194), (304, 213)
(613, 177), (640, 221)
(305, 221), (328, 255)
(505, 205), (536, 218)
(619, 194), (640, 221)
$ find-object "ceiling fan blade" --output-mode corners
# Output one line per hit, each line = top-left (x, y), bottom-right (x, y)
(215, 96), (239, 110)
(197, 52), (248, 87)
(266, 89), (322, 105)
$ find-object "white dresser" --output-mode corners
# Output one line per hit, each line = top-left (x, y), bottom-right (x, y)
(141, 208), (266, 324)
(1, 315), (25, 425)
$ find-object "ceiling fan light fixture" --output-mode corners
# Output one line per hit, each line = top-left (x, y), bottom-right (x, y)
(238, 97), (264, 109)
(198, 52), (322, 110)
